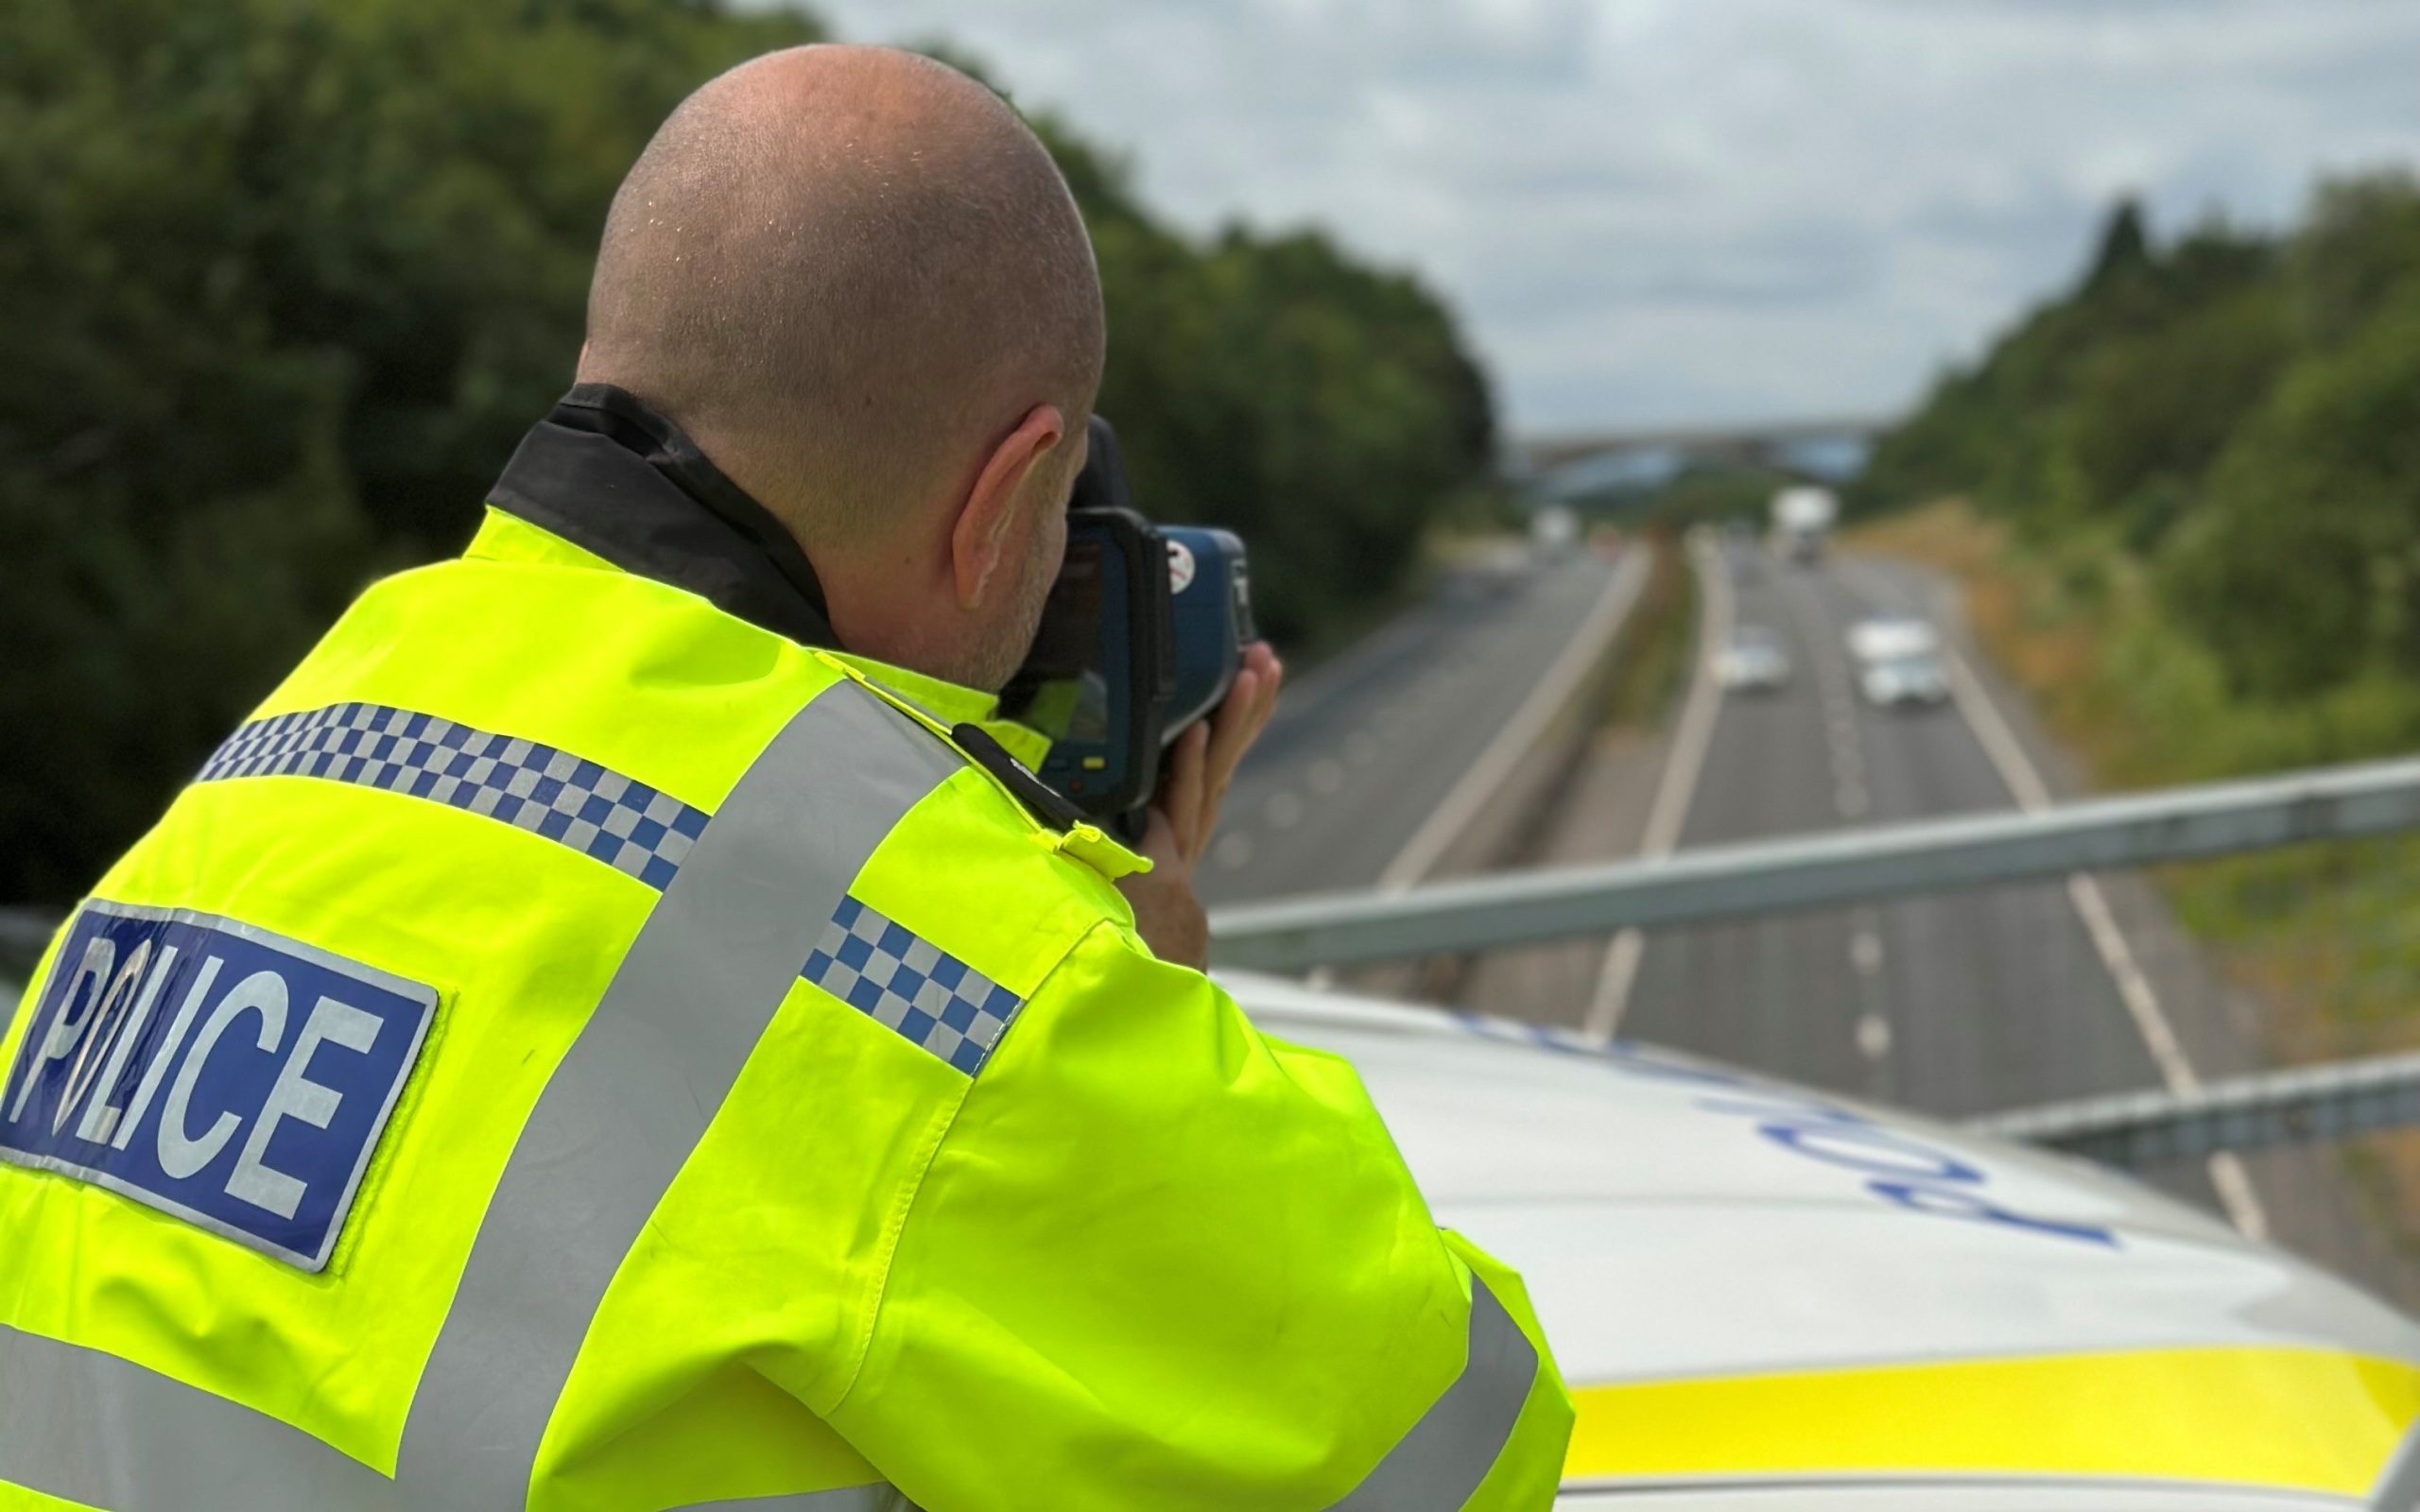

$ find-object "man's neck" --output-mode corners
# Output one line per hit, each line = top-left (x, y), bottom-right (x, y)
(489, 385), (839, 648)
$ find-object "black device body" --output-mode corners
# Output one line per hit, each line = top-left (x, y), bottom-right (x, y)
(999, 419), (1254, 834)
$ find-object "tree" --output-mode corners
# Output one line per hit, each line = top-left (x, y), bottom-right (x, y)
(2161, 284), (2420, 698)
(2083, 198), (2152, 294)
(0, 1), (1498, 901)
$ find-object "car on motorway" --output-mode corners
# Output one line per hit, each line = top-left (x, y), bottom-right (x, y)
(1845, 614), (1937, 664)
(1231, 971), (2420, 1508)
(1858, 648), (1950, 709)
(1713, 626), (1791, 694)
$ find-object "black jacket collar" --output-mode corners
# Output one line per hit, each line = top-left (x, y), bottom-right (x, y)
(488, 385), (838, 648)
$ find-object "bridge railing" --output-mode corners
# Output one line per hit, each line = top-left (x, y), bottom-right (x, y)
(1207, 755), (2420, 972)
(1211, 755), (2420, 1269)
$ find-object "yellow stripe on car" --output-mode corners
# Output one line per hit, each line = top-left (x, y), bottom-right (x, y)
(1564, 1346), (2420, 1495)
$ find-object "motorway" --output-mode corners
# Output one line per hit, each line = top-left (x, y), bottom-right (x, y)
(1199, 551), (1636, 909)
(1529, 541), (2408, 1298)
(1611, 548), (2182, 1125)
(1202, 535), (2410, 1297)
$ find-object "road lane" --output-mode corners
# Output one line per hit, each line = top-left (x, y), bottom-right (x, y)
(1201, 552), (1631, 907)
(1616, 549), (2216, 1199)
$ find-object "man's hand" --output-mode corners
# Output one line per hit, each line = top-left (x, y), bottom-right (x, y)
(1117, 642), (1283, 969)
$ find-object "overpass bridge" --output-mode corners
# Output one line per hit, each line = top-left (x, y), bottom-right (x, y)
(1507, 414), (1896, 492)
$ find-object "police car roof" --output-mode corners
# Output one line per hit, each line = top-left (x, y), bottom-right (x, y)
(1221, 970), (2420, 1506)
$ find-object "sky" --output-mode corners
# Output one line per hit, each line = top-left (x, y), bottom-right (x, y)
(808, 0), (2420, 438)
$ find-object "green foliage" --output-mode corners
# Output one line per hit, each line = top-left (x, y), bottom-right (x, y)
(1860, 170), (2420, 720)
(1616, 463), (1793, 529)
(0, 2), (1495, 901)
(2081, 197), (2153, 293)
(1, 0), (821, 902)
(1055, 130), (1495, 646)
(2161, 285), (2420, 697)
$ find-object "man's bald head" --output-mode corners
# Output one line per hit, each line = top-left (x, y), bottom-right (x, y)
(581, 46), (1104, 546)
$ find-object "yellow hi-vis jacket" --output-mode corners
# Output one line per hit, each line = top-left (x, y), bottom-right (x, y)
(0, 409), (1571, 1509)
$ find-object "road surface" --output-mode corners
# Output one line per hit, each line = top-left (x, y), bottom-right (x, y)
(1580, 542), (2410, 1297)
(1611, 549), (2173, 1121)
(1201, 552), (1631, 908)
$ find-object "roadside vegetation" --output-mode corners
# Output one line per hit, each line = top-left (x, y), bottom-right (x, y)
(0, 0), (1497, 903)
(1853, 177), (2420, 1248)
(1599, 531), (1699, 734)
(1857, 173), (2420, 777)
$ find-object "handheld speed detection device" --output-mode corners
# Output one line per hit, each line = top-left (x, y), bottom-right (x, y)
(1001, 418), (1255, 833)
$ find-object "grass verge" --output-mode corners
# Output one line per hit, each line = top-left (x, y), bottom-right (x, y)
(1599, 530), (1698, 733)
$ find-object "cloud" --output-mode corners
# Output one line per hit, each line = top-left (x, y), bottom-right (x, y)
(803, 0), (2420, 433)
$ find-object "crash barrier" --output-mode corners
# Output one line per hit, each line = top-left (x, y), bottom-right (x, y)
(1207, 755), (2420, 972)
(1975, 1050), (2420, 1169)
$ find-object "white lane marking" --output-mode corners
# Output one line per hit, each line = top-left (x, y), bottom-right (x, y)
(1583, 539), (1733, 1041)
(1851, 927), (1885, 976)
(1856, 1011), (1893, 1061)
(1376, 555), (1650, 894)
(1264, 790), (1305, 830)
(1936, 626), (2271, 1239)
(1307, 757), (1346, 796)
(2208, 1154), (2270, 1242)
(1942, 648), (2053, 810)
(1213, 832), (1255, 871)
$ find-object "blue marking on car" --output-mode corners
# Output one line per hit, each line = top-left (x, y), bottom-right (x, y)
(1452, 1011), (2117, 1247)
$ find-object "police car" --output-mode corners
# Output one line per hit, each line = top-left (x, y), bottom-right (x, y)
(1228, 971), (2420, 1509)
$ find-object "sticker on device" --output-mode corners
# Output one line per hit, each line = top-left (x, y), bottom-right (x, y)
(1, 901), (435, 1271)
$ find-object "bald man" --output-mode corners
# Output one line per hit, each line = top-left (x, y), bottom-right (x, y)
(0, 44), (1571, 1512)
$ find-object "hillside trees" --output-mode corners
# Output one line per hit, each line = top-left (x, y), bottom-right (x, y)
(0, 0), (1496, 902)
(1859, 171), (2420, 713)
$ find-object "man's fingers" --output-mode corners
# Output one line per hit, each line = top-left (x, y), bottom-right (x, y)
(1202, 667), (1259, 788)
(1164, 721), (1211, 865)
(1203, 645), (1283, 819)
(1205, 645), (1281, 786)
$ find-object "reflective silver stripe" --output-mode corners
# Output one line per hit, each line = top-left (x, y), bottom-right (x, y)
(395, 681), (959, 1506)
(0, 1322), (385, 1508)
(0, 682), (959, 1512)
(1327, 1278), (1539, 1512)
(0, 1318), (899, 1512)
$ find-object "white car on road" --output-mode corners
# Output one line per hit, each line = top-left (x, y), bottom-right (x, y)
(1859, 649), (1950, 708)
(1713, 627), (1791, 694)
(1846, 614), (1937, 664)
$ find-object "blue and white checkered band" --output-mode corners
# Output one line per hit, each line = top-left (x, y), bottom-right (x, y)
(802, 896), (1025, 1075)
(196, 702), (710, 889)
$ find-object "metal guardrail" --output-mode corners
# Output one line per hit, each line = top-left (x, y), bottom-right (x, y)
(1975, 1051), (2420, 1169)
(1207, 755), (2420, 973)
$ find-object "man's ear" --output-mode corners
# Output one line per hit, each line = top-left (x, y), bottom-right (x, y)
(952, 404), (1067, 610)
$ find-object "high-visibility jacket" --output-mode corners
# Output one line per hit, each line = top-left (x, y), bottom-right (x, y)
(0, 389), (1572, 1512)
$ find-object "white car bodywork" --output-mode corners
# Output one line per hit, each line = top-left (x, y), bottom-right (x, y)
(1772, 488), (1839, 537)
(1713, 629), (1791, 693)
(1846, 615), (1938, 664)
(1858, 651), (1950, 707)
(1226, 971), (2420, 1509)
